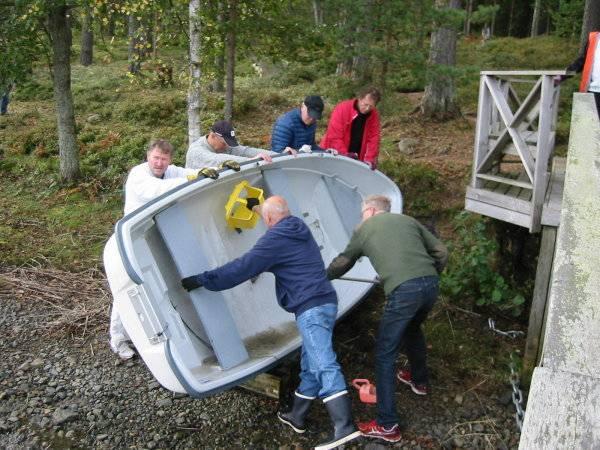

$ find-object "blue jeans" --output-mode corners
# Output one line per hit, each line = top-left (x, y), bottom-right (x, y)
(296, 303), (347, 399)
(375, 276), (439, 427)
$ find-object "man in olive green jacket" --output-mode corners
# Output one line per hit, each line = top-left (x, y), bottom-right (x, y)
(327, 194), (448, 443)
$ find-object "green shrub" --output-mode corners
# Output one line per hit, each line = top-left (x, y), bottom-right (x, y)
(441, 212), (526, 317)
(378, 156), (441, 216)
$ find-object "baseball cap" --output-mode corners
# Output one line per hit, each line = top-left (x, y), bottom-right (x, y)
(304, 95), (324, 120)
(211, 120), (239, 147)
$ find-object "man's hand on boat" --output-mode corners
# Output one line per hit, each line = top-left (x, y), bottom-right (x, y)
(197, 167), (219, 179)
(257, 152), (274, 162)
(245, 197), (261, 211)
(181, 275), (203, 292)
(219, 160), (241, 172)
(282, 147), (298, 156)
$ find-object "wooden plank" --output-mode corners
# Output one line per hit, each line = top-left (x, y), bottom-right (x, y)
(519, 367), (600, 449)
(480, 70), (569, 76)
(465, 198), (532, 229)
(485, 77), (535, 181)
(466, 186), (532, 215)
(476, 173), (533, 189)
(541, 157), (565, 227)
(529, 76), (555, 233)
(471, 75), (493, 188)
(239, 373), (280, 399)
(510, 77), (542, 128)
(523, 226), (557, 387)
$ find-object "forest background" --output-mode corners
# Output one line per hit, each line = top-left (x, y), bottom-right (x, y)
(0, 0), (599, 446)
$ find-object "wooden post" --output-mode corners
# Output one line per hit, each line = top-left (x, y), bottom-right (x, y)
(523, 225), (557, 387)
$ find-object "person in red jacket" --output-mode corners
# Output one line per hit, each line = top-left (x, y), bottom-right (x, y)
(556, 31), (600, 118)
(320, 87), (381, 169)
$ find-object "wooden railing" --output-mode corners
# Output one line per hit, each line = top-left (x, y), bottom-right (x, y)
(466, 70), (567, 232)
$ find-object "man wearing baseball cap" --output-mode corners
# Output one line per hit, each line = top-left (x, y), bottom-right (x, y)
(270, 95), (326, 153)
(186, 120), (279, 170)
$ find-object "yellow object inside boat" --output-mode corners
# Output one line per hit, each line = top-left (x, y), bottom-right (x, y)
(224, 180), (264, 229)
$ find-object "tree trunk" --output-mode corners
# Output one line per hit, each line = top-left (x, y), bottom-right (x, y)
(581, 0), (600, 52)
(80, 4), (93, 66)
(508, 0), (515, 36)
(464, 0), (473, 35)
(420, 0), (461, 120)
(211, 2), (225, 93)
(312, 0), (323, 26)
(530, 0), (541, 37)
(491, 0), (497, 36)
(47, 4), (80, 183)
(188, 0), (202, 145)
(224, 0), (237, 122)
(128, 14), (141, 74)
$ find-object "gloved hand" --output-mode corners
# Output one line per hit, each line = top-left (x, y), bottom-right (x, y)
(219, 160), (241, 171)
(347, 152), (359, 160)
(325, 148), (339, 156)
(245, 197), (260, 211)
(182, 275), (203, 291)
(198, 167), (219, 180)
(299, 144), (312, 153)
(365, 160), (377, 170)
(553, 74), (567, 86)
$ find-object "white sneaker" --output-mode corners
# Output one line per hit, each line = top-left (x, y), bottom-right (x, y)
(110, 341), (135, 360)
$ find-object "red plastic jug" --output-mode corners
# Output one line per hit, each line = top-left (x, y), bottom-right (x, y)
(352, 379), (377, 404)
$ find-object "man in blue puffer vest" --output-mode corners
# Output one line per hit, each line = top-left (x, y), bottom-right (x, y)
(181, 196), (360, 450)
(270, 95), (325, 153)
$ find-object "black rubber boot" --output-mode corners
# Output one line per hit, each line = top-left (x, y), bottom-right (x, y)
(315, 391), (361, 450)
(277, 391), (314, 433)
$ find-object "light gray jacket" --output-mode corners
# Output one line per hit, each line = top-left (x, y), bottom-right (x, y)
(185, 135), (276, 169)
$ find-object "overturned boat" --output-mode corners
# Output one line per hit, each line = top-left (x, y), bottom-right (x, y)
(103, 152), (402, 397)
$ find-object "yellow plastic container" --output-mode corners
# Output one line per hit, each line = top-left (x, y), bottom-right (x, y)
(224, 180), (265, 229)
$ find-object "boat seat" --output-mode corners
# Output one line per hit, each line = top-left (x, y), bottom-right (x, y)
(154, 204), (249, 370)
(322, 175), (362, 236)
(262, 168), (302, 216)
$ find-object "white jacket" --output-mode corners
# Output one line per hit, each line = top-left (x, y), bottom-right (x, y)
(124, 162), (196, 214)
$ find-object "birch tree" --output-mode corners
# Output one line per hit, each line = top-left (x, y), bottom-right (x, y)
(188, 0), (202, 144)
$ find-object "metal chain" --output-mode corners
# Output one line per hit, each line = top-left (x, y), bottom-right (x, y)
(488, 318), (525, 339)
(509, 352), (526, 431)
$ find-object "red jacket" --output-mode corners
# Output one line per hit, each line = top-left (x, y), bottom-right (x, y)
(320, 99), (381, 164)
(580, 32), (600, 92)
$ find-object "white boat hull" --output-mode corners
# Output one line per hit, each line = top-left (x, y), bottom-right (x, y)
(103, 153), (402, 397)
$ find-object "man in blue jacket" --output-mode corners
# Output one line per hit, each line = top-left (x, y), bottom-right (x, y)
(181, 196), (360, 450)
(271, 95), (325, 153)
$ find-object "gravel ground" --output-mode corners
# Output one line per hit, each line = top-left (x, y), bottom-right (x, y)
(0, 271), (523, 449)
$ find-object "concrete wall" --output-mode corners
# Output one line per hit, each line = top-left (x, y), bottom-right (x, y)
(519, 93), (600, 448)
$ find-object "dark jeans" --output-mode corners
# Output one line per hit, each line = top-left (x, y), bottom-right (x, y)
(0, 93), (8, 115)
(375, 275), (439, 427)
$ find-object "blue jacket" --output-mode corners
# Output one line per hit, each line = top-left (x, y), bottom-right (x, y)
(270, 108), (322, 153)
(198, 215), (337, 316)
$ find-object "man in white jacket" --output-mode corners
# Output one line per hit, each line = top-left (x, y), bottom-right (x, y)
(111, 139), (214, 359)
